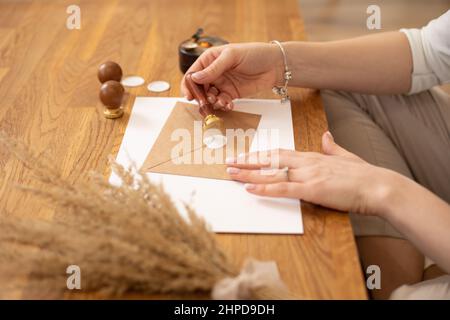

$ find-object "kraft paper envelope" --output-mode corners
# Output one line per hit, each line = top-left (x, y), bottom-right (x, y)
(140, 101), (261, 180)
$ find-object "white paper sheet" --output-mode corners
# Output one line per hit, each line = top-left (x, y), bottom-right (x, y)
(110, 97), (303, 234)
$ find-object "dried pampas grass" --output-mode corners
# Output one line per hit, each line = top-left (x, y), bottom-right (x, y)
(0, 132), (291, 299)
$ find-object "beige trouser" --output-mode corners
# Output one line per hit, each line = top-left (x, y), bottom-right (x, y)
(321, 87), (450, 239)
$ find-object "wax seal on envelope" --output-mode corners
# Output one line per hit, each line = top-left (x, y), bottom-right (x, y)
(184, 72), (226, 149)
(203, 114), (227, 149)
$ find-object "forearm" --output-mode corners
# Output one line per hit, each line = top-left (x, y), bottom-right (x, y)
(378, 172), (450, 272)
(281, 32), (413, 94)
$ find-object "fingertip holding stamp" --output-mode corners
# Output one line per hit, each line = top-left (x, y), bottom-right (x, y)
(184, 72), (208, 108)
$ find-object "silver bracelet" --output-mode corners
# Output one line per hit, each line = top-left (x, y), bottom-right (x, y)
(270, 40), (292, 102)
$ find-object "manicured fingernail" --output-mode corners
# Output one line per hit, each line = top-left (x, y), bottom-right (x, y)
(326, 131), (334, 141)
(226, 167), (240, 174)
(226, 103), (232, 110)
(245, 183), (255, 190)
(192, 71), (204, 81)
(217, 99), (225, 107)
(207, 96), (215, 103)
(225, 157), (236, 164)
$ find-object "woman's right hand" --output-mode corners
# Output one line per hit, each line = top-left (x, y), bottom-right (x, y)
(181, 43), (284, 111)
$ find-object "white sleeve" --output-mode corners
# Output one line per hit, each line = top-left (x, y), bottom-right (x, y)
(400, 10), (450, 94)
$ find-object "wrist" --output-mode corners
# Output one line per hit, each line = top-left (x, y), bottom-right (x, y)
(272, 41), (307, 88)
(367, 168), (409, 219)
(270, 41), (293, 102)
(270, 43), (286, 87)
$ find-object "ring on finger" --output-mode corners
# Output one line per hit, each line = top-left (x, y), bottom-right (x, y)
(259, 167), (290, 182)
(283, 167), (290, 182)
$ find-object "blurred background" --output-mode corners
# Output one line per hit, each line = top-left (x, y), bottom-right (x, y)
(298, 0), (450, 91)
(299, 0), (449, 41)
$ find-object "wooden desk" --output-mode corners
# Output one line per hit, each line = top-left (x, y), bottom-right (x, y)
(0, 0), (367, 299)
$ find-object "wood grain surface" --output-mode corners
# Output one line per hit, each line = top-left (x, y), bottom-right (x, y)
(0, 0), (367, 299)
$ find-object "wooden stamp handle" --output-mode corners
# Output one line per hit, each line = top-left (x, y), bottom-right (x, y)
(185, 72), (214, 117)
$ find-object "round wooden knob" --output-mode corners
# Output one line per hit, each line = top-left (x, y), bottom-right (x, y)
(98, 61), (123, 83)
(99, 80), (124, 109)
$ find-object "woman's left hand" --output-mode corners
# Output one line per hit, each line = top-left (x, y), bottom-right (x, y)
(226, 131), (400, 216)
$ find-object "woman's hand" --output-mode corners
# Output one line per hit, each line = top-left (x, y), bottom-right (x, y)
(181, 43), (284, 111)
(226, 131), (403, 216)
